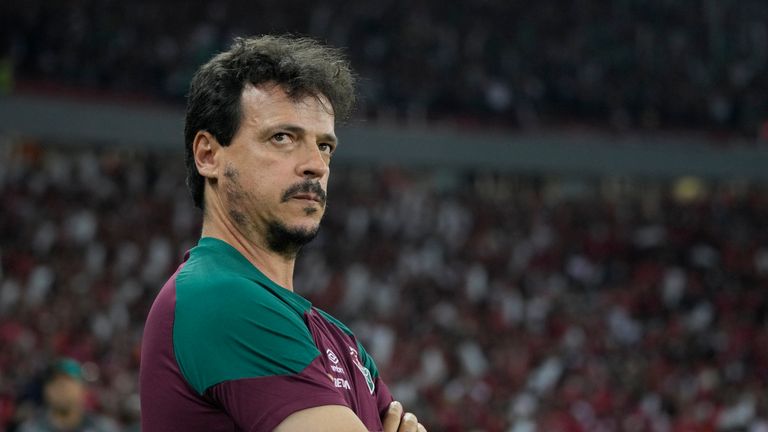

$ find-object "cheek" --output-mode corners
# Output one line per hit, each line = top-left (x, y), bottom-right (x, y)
(45, 383), (82, 404)
(223, 168), (262, 202)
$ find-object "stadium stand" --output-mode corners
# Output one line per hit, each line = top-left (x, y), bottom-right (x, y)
(2, 0), (768, 136)
(2, 1), (768, 430)
(2, 140), (767, 431)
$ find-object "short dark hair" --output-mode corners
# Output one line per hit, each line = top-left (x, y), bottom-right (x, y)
(184, 35), (356, 209)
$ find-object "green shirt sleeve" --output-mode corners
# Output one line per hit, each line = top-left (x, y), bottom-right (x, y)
(173, 272), (320, 395)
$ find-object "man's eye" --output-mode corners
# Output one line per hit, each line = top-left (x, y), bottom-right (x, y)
(319, 143), (334, 154)
(272, 133), (291, 143)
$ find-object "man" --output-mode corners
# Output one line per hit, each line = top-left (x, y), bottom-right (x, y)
(139, 35), (426, 432)
(17, 358), (119, 432)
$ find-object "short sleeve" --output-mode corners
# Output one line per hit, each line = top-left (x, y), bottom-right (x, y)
(173, 274), (320, 394)
(205, 356), (348, 431)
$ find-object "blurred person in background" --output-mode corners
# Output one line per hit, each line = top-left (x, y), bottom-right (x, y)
(16, 358), (119, 432)
(139, 35), (426, 432)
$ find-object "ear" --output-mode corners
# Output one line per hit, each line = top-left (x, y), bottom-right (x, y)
(193, 131), (220, 180)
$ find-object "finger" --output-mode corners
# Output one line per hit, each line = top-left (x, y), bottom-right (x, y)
(417, 423), (427, 432)
(398, 412), (419, 432)
(382, 401), (403, 432)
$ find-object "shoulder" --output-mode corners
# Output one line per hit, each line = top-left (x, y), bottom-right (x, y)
(175, 245), (303, 318)
(174, 270), (310, 349)
(176, 270), (290, 321)
(174, 272), (319, 395)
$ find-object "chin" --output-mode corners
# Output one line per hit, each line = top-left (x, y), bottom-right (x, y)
(280, 213), (322, 231)
(295, 209), (324, 224)
(276, 207), (325, 233)
(290, 221), (321, 235)
(266, 218), (321, 257)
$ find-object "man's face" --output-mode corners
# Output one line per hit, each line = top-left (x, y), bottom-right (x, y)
(44, 375), (85, 413)
(214, 84), (337, 256)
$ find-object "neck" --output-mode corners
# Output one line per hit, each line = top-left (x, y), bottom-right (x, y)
(48, 407), (83, 430)
(201, 209), (297, 291)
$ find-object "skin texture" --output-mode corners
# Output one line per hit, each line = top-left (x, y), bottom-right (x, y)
(194, 82), (336, 290)
(193, 83), (426, 431)
(273, 405), (369, 432)
(383, 401), (425, 432)
(44, 375), (86, 429)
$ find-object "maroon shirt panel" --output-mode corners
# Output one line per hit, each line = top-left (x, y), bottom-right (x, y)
(206, 356), (348, 431)
(305, 310), (394, 431)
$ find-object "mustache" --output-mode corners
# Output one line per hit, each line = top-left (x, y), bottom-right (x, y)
(281, 181), (327, 204)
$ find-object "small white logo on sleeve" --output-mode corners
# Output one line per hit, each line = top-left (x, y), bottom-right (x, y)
(348, 346), (376, 394)
(326, 348), (339, 364)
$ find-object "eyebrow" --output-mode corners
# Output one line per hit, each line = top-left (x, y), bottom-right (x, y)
(269, 124), (338, 145)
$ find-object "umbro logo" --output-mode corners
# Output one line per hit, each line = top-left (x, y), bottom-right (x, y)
(326, 348), (339, 365)
(326, 349), (345, 374)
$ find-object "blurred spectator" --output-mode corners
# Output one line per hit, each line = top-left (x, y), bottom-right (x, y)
(15, 358), (119, 432)
(1, 139), (768, 431)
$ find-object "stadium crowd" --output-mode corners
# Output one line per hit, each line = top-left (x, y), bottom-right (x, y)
(2, 0), (768, 136)
(1, 140), (768, 431)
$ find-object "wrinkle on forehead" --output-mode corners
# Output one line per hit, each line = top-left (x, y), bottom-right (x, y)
(241, 82), (335, 121)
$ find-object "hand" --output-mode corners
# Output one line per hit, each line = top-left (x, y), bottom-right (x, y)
(382, 401), (427, 432)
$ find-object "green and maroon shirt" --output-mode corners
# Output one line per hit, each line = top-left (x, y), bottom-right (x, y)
(139, 237), (393, 431)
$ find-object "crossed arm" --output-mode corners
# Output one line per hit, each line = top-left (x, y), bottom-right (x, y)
(274, 401), (427, 432)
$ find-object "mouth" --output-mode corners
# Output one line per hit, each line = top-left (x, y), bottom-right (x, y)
(281, 181), (327, 206)
(291, 193), (323, 204)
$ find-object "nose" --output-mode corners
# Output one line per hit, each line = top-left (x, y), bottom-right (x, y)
(297, 141), (330, 179)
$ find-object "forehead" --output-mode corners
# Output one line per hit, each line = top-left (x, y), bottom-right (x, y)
(239, 83), (335, 131)
(46, 374), (82, 387)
